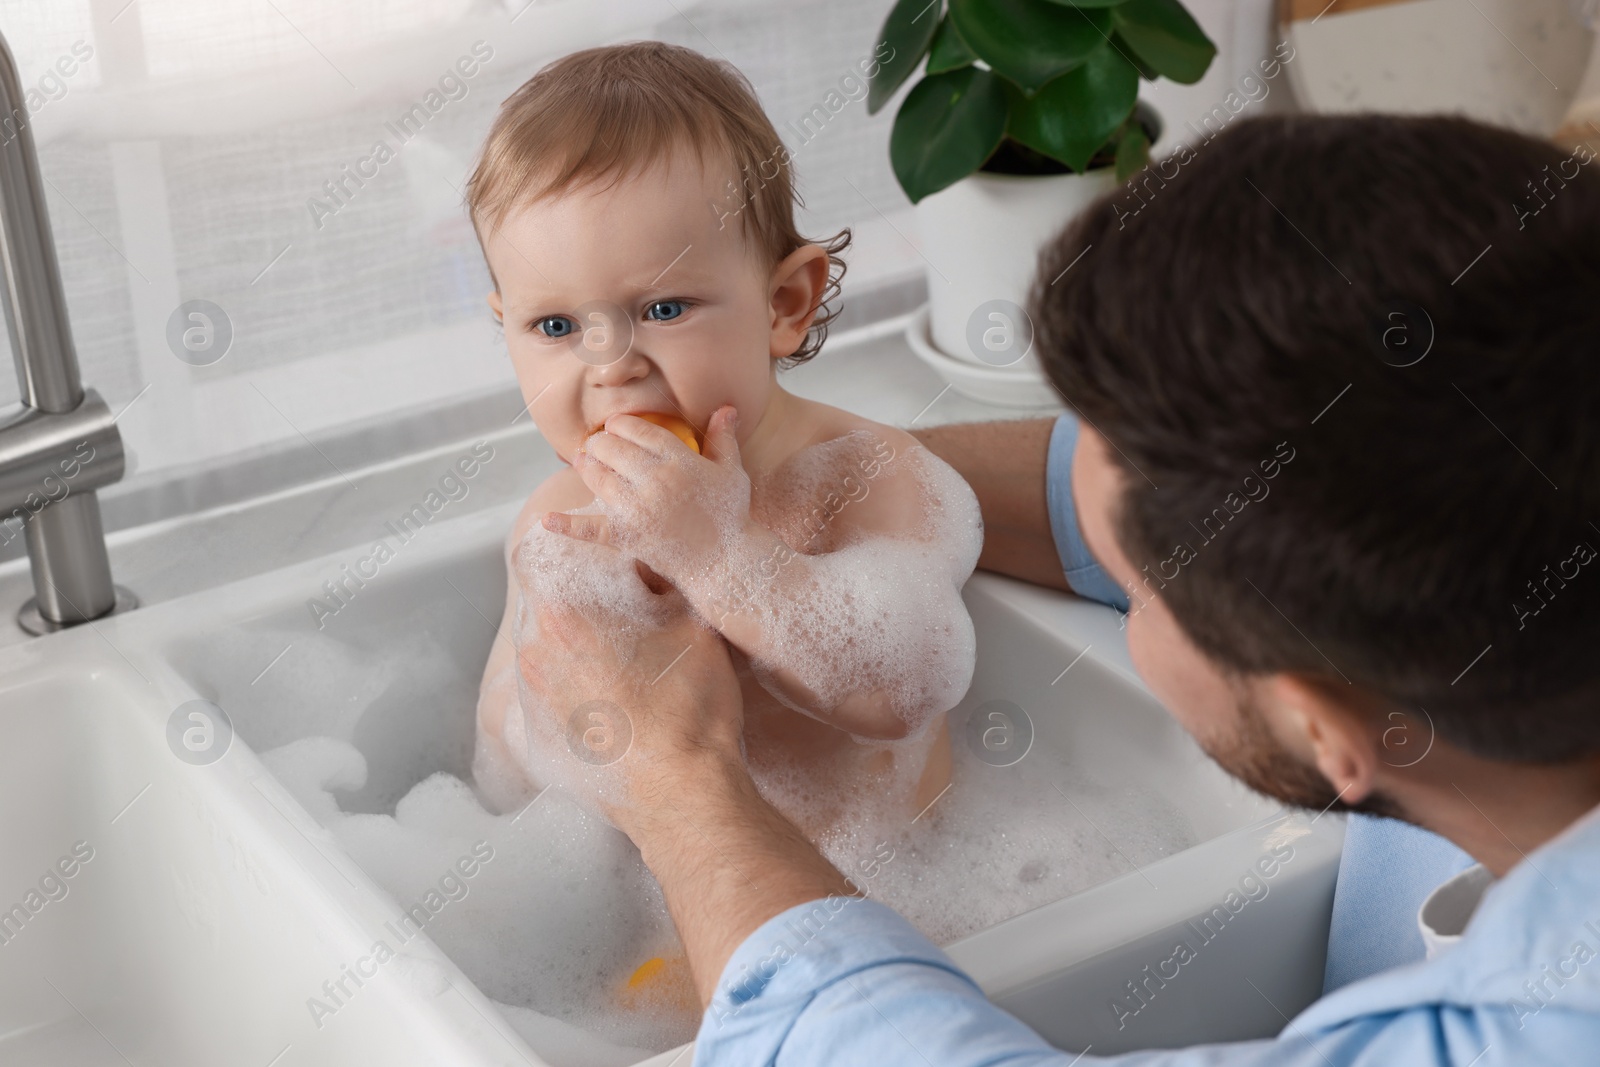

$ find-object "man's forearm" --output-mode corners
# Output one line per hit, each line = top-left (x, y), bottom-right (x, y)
(911, 418), (1068, 591)
(625, 754), (858, 1007)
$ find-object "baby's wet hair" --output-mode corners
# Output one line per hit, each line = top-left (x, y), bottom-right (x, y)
(466, 40), (849, 367)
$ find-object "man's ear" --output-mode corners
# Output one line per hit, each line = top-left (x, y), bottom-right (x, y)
(488, 290), (504, 325)
(1261, 674), (1381, 805)
(768, 245), (830, 361)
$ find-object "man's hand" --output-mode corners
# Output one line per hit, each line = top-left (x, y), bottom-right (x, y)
(543, 405), (752, 586)
(513, 548), (858, 1009)
(515, 575), (746, 838)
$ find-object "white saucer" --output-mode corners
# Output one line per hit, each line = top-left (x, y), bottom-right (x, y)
(903, 305), (1061, 410)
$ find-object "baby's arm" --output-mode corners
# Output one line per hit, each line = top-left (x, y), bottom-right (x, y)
(547, 411), (981, 742)
(692, 440), (982, 741)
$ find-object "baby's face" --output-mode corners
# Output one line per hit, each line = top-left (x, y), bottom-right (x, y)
(484, 146), (789, 465)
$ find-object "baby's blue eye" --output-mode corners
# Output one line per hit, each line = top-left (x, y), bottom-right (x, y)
(646, 300), (686, 322)
(535, 316), (575, 339)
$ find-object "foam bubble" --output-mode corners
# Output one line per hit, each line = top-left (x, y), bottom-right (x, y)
(262, 713), (1197, 1055)
(249, 425), (1195, 1055)
(389, 951), (453, 998)
(262, 737), (697, 1052)
(809, 735), (1199, 945)
(478, 432), (985, 825)
(718, 435), (982, 738)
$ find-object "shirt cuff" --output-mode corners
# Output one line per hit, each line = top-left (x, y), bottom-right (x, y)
(696, 897), (980, 1063)
(1046, 412), (1130, 612)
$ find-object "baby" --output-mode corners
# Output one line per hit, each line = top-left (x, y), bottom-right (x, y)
(467, 43), (981, 855)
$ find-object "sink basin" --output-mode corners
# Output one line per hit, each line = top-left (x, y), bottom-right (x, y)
(0, 635), (531, 1065)
(0, 495), (1343, 1065)
(942, 579), (1342, 1053)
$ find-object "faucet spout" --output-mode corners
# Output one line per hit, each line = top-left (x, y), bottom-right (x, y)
(0, 32), (134, 633)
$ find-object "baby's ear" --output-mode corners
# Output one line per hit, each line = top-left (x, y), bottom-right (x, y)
(768, 245), (829, 360)
(487, 290), (504, 325)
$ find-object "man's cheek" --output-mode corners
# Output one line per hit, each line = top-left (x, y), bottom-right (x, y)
(1127, 607), (1214, 734)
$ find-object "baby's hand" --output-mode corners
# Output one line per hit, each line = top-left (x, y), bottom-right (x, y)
(544, 405), (749, 585)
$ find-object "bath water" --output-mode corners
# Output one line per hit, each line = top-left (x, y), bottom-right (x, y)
(263, 719), (1195, 1062)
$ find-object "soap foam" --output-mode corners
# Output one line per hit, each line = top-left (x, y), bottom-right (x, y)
(262, 737), (698, 1053)
(488, 434), (984, 816)
(261, 721), (1197, 1056)
(679, 432), (984, 737)
(847, 738), (1198, 944)
(250, 427), (1194, 1056)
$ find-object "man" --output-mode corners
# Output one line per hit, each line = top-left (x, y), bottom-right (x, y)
(525, 114), (1600, 1064)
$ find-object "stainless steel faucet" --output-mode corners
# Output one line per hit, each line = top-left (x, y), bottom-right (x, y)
(0, 33), (133, 634)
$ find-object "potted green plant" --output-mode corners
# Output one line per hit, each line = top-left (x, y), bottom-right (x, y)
(869, 0), (1216, 405)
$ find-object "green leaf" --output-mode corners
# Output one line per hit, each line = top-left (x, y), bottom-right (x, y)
(1112, 29), (1160, 80)
(1112, 0), (1216, 85)
(949, 0), (1113, 93)
(1007, 44), (1139, 173)
(890, 66), (1010, 202)
(926, 15), (977, 74)
(1114, 121), (1150, 181)
(1040, 0), (1131, 6)
(868, 0), (945, 115)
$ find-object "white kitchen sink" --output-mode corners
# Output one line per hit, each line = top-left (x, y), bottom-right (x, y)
(0, 496), (1343, 1065)
(0, 632), (533, 1065)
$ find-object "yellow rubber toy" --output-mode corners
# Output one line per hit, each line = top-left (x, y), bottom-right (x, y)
(632, 412), (701, 453)
(618, 954), (697, 1015)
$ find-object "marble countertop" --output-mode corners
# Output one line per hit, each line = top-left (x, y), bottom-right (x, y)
(0, 310), (1060, 651)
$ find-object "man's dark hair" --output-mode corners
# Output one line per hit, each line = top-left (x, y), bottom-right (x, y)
(1031, 113), (1600, 762)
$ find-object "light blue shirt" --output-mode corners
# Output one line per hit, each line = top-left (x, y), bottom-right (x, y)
(1322, 816), (1476, 993)
(688, 413), (1591, 1065)
(694, 799), (1600, 1065)
(1043, 411), (1132, 612)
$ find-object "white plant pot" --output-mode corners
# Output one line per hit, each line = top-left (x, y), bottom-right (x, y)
(914, 164), (1119, 373)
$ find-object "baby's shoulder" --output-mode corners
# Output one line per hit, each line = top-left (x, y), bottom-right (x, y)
(792, 402), (920, 461)
(772, 404), (979, 545)
(506, 466), (593, 551)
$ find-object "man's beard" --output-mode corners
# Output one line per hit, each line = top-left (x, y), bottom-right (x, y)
(1202, 685), (1409, 822)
